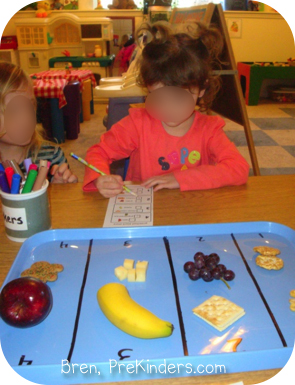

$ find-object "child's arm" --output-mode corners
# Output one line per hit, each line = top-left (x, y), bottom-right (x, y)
(83, 112), (140, 192)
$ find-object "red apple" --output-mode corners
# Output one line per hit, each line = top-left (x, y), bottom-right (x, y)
(0, 277), (53, 328)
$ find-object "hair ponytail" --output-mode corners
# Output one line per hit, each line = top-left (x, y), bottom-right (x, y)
(136, 21), (224, 111)
(136, 21), (174, 46)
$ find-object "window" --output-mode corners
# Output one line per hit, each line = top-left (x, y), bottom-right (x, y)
(17, 26), (47, 47)
(54, 23), (80, 45)
(32, 27), (46, 45)
(18, 27), (33, 46)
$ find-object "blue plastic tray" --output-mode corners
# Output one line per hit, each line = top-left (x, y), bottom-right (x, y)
(1, 222), (294, 384)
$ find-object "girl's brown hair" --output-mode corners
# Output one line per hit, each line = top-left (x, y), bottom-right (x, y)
(136, 21), (224, 111)
(0, 61), (46, 161)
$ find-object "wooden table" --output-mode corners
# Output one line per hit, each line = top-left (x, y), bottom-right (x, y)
(1, 174), (295, 385)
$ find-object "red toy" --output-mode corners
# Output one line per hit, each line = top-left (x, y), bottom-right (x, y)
(0, 36), (18, 50)
(62, 50), (71, 57)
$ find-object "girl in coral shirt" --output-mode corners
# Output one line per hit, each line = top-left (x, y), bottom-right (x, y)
(83, 22), (249, 197)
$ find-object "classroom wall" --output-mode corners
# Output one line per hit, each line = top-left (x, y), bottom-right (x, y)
(2, 9), (295, 64)
(225, 11), (295, 62)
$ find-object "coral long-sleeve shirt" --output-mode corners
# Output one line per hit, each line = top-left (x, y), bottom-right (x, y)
(83, 108), (249, 192)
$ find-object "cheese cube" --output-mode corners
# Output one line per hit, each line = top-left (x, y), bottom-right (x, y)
(127, 268), (136, 282)
(114, 266), (128, 281)
(135, 267), (146, 282)
(136, 260), (149, 271)
(123, 259), (134, 270)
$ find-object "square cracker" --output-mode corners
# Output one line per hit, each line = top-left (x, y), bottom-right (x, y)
(192, 295), (245, 332)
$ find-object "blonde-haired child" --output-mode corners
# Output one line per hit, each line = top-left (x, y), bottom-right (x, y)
(0, 62), (77, 183)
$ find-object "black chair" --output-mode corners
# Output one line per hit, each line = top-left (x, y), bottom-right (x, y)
(62, 80), (81, 140)
(106, 96), (145, 179)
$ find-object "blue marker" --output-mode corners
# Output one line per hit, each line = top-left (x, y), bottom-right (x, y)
(0, 170), (11, 193)
(0, 163), (4, 172)
(11, 174), (21, 194)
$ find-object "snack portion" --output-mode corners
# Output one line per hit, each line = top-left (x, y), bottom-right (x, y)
(97, 282), (173, 339)
(289, 298), (295, 312)
(21, 261), (64, 283)
(184, 252), (235, 289)
(253, 246), (280, 256)
(0, 277), (53, 328)
(255, 255), (284, 271)
(289, 290), (295, 311)
(114, 266), (128, 281)
(192, 295), (245, 332)
(114, 259), (149, 282)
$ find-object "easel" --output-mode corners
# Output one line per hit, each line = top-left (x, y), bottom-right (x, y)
(170, 4), (260, 176)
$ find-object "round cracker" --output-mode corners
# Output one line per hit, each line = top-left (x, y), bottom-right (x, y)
(290, 290), (295, 298)
(253, 246), (280, 256)
(255, 255), (284, 270)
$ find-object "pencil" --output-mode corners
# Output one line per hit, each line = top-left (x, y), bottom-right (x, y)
(70, 153), (137, 197)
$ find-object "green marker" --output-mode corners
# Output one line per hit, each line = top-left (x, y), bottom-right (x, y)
(22, 169), (38, 194)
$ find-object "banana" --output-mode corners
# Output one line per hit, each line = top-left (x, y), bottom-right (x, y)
(97, 282), (174, 339)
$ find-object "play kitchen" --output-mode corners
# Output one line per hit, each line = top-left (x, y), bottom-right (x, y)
(13, 12), (113, 77)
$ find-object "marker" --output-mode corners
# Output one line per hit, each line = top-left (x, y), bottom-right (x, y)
(5, 167), (14, 188)
(24, 158), (32, 173)
(28, 164), (38, 172)
(0, 170), (10, 193)
(22, 169), (38, 194)
(32, 164), (48, 191)
(70, 152), (137, 197)
(10, 159), (25, 181)
(0, 163), (4, 172)
(40, 159), (48, 168)
(10, 174), (21, 194)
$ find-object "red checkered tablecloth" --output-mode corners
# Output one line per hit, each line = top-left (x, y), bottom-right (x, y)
(31, 70), (96, 92)
(33, 79), (68, 109)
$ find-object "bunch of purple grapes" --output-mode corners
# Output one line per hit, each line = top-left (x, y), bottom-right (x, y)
(183, 252), (235, 284)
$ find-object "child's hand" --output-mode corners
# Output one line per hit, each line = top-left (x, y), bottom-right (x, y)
(142, 173), (180, 192)
(95, 175), (124, 198)
(50, 163), (78, 184)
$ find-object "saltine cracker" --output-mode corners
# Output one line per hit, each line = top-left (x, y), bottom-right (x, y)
(192, 295), (245, 332)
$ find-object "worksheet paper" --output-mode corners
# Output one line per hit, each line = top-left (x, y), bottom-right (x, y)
(103, 185), (153, 227)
